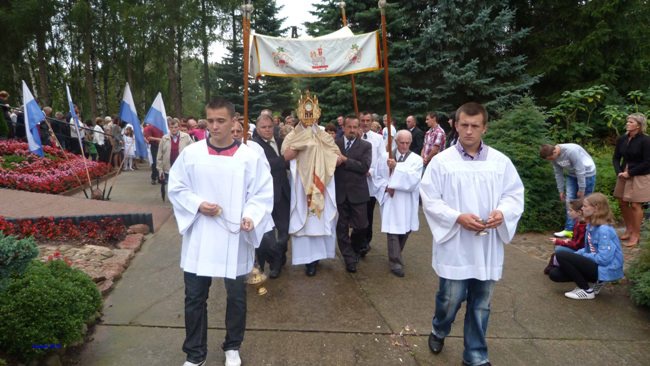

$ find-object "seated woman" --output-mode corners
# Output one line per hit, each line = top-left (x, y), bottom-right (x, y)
(548, 193), (624, 300)
(544, 198), (586, 274)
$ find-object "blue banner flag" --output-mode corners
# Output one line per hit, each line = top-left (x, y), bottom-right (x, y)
(143, 92), (169, 135)
(119, 83), (148, 159)
(21, 81), (44, 157)
(66, 85), (86, 156)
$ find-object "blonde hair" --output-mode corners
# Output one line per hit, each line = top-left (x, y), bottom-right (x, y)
(627, 113), (647, 134)
(584, 193), (614, 226)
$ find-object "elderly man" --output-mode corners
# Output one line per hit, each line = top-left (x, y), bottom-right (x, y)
(540, 143), (596, 238)
(168, 97), (273, 366)
(421, 102), (524, 366)
(252, 114), (290, 278)
(376, 130), (423, 277)
(405, 115), (424, 155)
(157, 119), (193, 198)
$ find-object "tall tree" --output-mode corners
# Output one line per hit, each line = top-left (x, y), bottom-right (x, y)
(513, 0), (650, 105)
(408, 0), (538, 114)
(210, 0), (292, 117)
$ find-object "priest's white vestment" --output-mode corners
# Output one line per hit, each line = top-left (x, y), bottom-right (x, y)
(168, 140), (274, 279)
(376, 152), (423, 234)
(420, 146), (524, 281)
(287, 158), (338, 264)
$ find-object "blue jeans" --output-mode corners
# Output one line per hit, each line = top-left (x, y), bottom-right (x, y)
(564, 175), (596, 230)
(182, 272), (247, 363)
(432, 278), (495, 366)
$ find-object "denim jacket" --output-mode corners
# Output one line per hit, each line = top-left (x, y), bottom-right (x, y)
(576, 224), (624, 282)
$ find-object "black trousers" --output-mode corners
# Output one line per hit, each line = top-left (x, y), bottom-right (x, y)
(350, 197), (376, 251)
(182, 272), (247, 363)
(258, 199), (290, 270)
(336, 199), (369, 265)
(548, 250), (598, 290)
(150, 144), (159, 182)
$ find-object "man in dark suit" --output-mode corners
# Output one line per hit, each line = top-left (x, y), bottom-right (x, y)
(406, 115), (424, 155)
(252, 114), (291, 278)
(335, 115), (372, 273)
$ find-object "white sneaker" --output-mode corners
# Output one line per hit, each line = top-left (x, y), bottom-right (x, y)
(225, 350), (241, 366)
(182, 359), (206, 366)
(564, 287), (595, 300)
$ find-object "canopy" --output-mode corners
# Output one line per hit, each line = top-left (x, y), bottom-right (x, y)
(249, 26), (380, 78)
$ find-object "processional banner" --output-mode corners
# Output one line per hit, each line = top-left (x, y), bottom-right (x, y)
(249, 26), (380, 78)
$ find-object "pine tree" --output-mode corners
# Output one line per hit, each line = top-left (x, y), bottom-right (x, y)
(405, 0), (538, 115)
(210, 0), (293, 118)
(304, 0), (413, 124)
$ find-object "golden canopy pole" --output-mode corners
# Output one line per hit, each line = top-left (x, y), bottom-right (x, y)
(339, 2), (359, 117)
(242, 1), (253, 143)
(378, 0), (392, 158)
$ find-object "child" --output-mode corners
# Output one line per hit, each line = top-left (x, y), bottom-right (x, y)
(544, 199), (587, 274)
(548, 193), (624, 300)
(123, 125), (136, 171)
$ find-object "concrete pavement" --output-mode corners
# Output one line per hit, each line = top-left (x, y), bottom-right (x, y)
(72, 168), (650, 366)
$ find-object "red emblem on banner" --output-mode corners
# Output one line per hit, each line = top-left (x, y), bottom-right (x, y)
(310, 46), (329, 70)
(347, 44), (362, 64)
(272, 47), (293, 68)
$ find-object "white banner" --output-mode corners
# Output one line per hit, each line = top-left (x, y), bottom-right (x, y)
(250, 26), (381, 78)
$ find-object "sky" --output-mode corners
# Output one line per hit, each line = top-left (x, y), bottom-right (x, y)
(209, 0), (319, 63)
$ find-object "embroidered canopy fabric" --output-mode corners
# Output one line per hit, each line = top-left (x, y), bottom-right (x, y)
(249, 26), (381, 78)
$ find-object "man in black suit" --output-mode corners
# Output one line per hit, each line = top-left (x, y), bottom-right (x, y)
(406, 115), (424, 155)
(335, 115), (372, 273)
(252, 114), (291, 278)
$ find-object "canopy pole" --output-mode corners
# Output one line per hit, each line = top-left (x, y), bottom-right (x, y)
(340, 2), (359, 117)
(378, 0), (392, 158)
(242, 1), (253, 143)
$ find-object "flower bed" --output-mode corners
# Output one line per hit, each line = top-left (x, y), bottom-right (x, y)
(0, 216), (127, 245)
(0, 140), (111, 193)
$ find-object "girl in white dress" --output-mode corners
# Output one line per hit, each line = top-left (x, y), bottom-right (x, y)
(123, 125), (136, 171)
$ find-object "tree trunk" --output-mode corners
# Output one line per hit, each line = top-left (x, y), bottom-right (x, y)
(201, 0), (210, 104)
(126, 42), (134, 89)
(167, 26), (180, 117)
(83, 29), (98, 119)
(35, 30), (50, 106)
(176, 25), (184, 117)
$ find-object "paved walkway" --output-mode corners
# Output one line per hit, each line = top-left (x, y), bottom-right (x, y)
(13, 168), (648, 366)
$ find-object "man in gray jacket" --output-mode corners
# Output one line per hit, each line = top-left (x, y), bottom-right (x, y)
(540, 143), (596, 238)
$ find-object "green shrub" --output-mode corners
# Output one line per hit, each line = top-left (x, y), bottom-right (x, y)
(627, 221), (650, 307)
(589, 145), (621, 220)
(0, 260), (102, 360)
(485, 97), (564, 231)
(0, 233), (39, 280)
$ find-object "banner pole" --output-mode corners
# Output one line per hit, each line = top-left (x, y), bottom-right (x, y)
(339, 2), (359, 117)
(242, 1), (253, 143)
(378, 0), (392, 158)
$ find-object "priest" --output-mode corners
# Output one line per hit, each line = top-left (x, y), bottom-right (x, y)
(376, 130), (423, 277)
(281, 91), (340, 276)
(420, 102), (524, 366)
(168, 97), (274, 366)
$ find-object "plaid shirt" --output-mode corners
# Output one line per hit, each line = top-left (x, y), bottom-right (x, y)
(422, 125), (446, 158)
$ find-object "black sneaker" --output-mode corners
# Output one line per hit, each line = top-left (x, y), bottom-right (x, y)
(428, 332), (444, 354)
